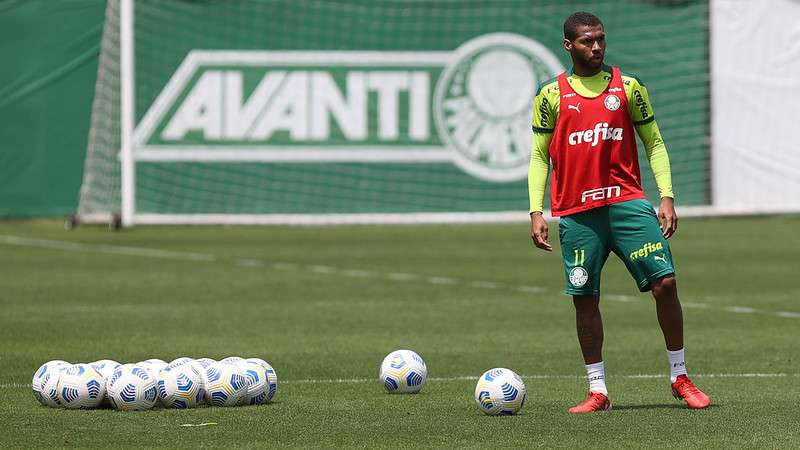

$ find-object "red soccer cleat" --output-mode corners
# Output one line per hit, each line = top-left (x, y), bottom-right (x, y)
(671, 375), (711, 409)
(568, 391), (612, 413)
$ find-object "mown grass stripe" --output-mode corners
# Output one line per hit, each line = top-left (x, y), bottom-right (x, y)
(1, 234), (797, 321)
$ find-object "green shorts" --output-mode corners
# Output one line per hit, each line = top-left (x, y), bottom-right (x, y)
(558, 198), (675, 296)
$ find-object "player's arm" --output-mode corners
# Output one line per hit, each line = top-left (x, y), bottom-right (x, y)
(529, 82), (557, 251)
(628, 78), (677, 238)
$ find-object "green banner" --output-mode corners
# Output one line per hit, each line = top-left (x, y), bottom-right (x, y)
(128, 0), (708, 214)
(0, 0), (104, 217)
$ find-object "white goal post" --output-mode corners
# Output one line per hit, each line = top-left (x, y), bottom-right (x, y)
(119, 0), (135, 227)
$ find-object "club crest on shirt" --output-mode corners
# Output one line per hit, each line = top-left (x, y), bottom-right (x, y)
(568, 266), (589, 287)
(604, 94), (621, 111)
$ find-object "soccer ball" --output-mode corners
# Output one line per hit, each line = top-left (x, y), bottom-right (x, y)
(157, 364), (205, 409)
(141, 358), (167, 365)
(107, 364), (158, 411)
(31, 360), (70, 407)
(38, 362), (72, 407)
(193, 358), (216, 376)
(138, 359), (167, 379)
(57, 363), (107, 409)
(204, 362), (249, 407)
(474, 368), (526, 415)
(238, 360), (269, 405)
(379, 350), (427, 394)
(190, 358), (215, 387)
(220, 356), (245, 365)
(167, 357), (194, 369)
(195, 358), (217, 368)
(246, 358), (278, 403)
(90, 359), (121, 405)
(90, 359), (121, 379)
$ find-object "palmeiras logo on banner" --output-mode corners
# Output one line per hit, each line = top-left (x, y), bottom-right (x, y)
(134, 33), (564, 182)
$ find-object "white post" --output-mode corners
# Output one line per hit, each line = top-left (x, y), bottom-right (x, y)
(120, 0), (135, 227)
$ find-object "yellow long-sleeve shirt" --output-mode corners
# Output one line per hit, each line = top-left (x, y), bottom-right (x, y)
(528, 66), (673, 213)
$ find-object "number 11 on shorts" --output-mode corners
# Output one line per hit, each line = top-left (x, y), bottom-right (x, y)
(574, 249), (585, 265)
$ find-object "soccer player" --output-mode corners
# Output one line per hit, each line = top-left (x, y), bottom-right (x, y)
(528, 12), (710, 412)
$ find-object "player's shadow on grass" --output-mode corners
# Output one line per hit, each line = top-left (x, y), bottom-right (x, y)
(614, 403), (720, 411)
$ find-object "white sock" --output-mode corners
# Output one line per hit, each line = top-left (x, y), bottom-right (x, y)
(586, 361), (608, 395)
(667, 348), (687, 382)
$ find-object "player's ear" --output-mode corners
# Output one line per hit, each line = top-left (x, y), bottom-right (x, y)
(563, 38), (573, 52)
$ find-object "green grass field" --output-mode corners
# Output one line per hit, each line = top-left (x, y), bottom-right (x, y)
(1, 217), (798, 448)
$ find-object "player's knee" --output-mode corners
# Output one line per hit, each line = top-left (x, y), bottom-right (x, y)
(573, 295), (600, 314)
(651, 275), (677, 298)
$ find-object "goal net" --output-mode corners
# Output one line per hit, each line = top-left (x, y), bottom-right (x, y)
(78, 0), (710, 226)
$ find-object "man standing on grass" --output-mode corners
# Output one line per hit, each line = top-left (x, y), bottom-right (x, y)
(528, 12), (710, 413)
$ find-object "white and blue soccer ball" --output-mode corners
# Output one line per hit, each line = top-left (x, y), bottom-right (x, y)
(220, 356), (245, 365)
(237, 360), (269, 406)
(192, 358), (215, 379)
(32, 360), (70, 407)
(90, 359), (121, 405)
(474, 368), (526, 415)
(138, 359), (167, 379)
(39, 362), (72, 407)
(204, 362), (249, 407)
(57, 363), (107, 409)
(246, 358), (278, 403)
(157, 364), (205, 409)
(195, 358), (217, 368)
(90, 359), (121, 379)
(379, 350), (427, 394)
(107, 364), (158, 411)
(190, 358), (215, 388)
(141, 358), (167, 366)
(167, 357), (194, 369)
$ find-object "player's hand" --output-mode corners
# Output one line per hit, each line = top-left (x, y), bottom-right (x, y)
(530, 212), (553, 251)
(658, 197), (678, 239)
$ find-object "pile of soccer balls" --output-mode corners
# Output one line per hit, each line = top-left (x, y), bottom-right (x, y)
(379, 349), (526, 416)
(31, 356), (277, 410)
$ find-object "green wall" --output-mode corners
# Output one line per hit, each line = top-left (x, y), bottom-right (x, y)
(0, 0), (104, 217)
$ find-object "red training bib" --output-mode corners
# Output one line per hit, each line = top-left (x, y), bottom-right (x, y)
(549, 67), (645, 217)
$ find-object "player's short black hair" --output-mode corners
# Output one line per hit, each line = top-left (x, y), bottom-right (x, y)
(563, 12), (603, 41)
